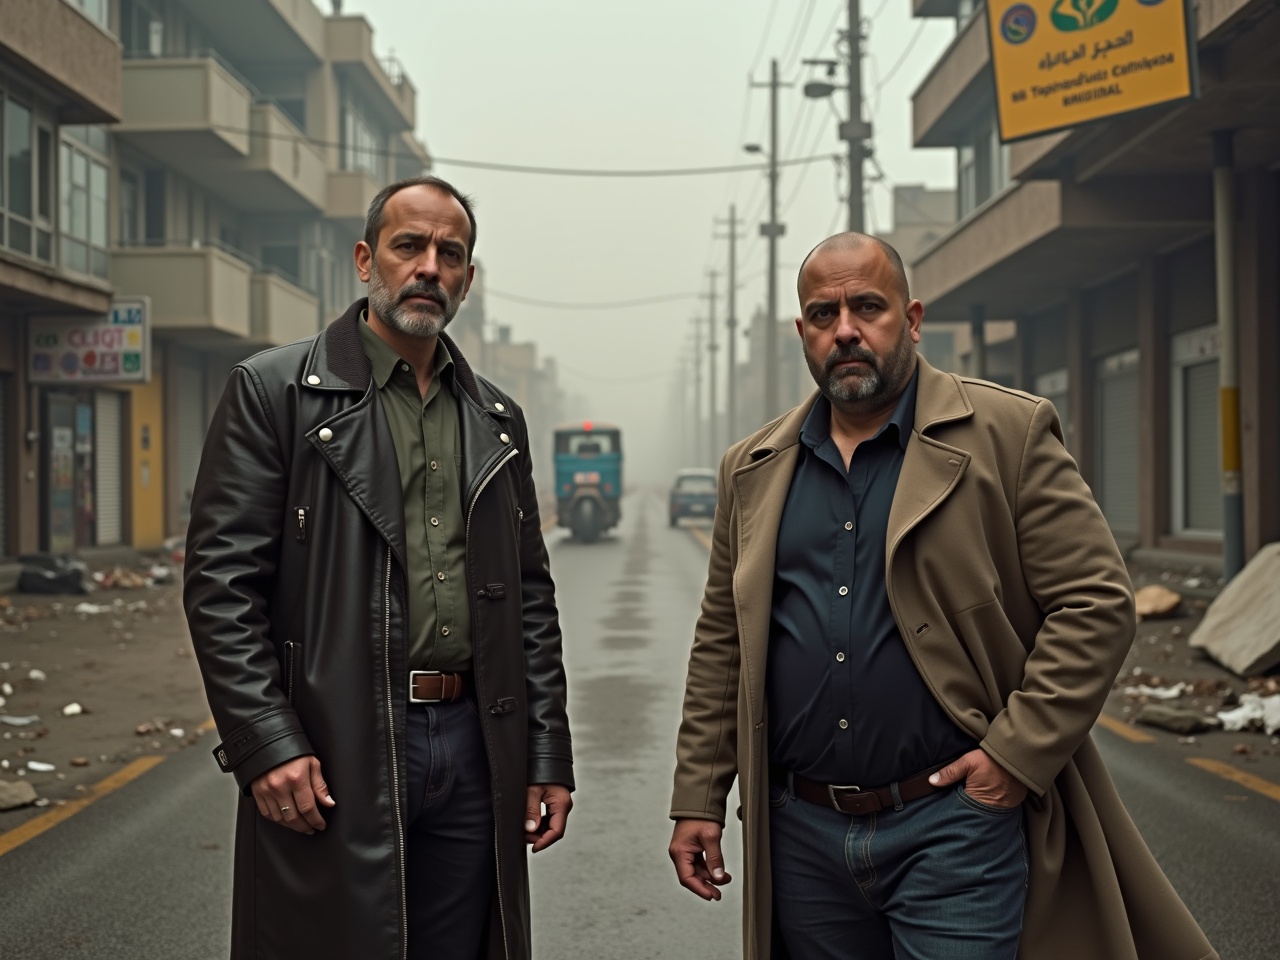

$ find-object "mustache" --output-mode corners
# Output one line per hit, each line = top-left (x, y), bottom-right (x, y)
(397, 281), (448, 307)
(824, 343), (879, 375)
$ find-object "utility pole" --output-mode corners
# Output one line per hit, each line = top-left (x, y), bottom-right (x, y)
(692, 318), (704, 467)
(714, 205), (744, 442)
(844, 0), (868, 232)
(750, 59), (788, 422)
(706, 271), (719, 463)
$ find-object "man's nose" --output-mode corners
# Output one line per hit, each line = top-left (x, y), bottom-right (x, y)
(414, 248), (441, 283)
(834, 308), (862, 343)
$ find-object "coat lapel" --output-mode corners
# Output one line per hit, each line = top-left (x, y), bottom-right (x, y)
(886, 359), (975, 564)
(732, 399), (815, 720)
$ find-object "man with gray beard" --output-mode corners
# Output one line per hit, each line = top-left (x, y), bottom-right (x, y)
(185, 175), (574, 960)
(668, 234), (1214, 959)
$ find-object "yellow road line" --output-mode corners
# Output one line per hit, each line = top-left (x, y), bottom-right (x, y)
(1095, 713), (1156, 744)
(0, 756), (166, 857)
(687, 525), (713, 551)
(1186, 757), (1280, 804)
(198, 717), (217, 733)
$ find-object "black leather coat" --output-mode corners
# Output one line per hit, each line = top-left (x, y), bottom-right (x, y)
(184, 300), (573, 960)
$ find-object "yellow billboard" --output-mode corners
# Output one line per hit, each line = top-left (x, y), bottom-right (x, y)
(986, 0), (1197, 142)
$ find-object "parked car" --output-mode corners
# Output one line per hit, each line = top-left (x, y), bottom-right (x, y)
(668, 468), (717, 527)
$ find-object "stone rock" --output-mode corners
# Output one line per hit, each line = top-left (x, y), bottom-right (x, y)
(0, 779), (38, 810)
(1135, 703), (1222, 735)
(1135, 585), (1183, 619)
(1189, 542), (1280, 676)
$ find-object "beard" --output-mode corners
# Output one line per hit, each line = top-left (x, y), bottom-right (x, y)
(367, 261), (462, 339)
(804, 322), (916, 408)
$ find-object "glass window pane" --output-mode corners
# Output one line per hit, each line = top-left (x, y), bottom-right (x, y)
(89, 161), (108, 247)
(37, 228), (52, 261)
(60, 143), (72, 229)
(6, 100), (33, 218)
(8, 218), (31, 254)
(37, 129), (52, 219)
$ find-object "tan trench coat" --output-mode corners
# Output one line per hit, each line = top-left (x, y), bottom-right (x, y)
(671, 359), (1216, 960)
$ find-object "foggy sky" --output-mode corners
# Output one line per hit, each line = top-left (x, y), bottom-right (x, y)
(341, 0), (956, 485)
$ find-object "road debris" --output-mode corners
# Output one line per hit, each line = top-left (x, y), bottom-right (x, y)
(25, 760), (56, 772)
(1124, 682), (1189, 700)
(61, 703), (85, 717)
(70, 757), (90, 767)
(1217, 693), (1280, 735)
(1189, 542), (1280, 676)
(0, 715), (41, 727)
(1135, 585), (1182, 619)
(27, 668), (47, 682)
(0, 779), (38, 810)
(1135, 704), (1222, 735)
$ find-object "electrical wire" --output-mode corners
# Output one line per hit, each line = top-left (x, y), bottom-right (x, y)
(747, 0), (783, 78)
(779, 0), (820, 73)
(205, 123), (836, 179)
(873, 19), (928, 94)
(487, 289), (700, 310)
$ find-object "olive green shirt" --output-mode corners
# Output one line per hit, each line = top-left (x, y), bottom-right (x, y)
(360, 316), (471, 672)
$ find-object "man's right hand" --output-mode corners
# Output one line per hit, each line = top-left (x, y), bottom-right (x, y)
(250, 755), (336, 835)
(669, 818), (732, 901)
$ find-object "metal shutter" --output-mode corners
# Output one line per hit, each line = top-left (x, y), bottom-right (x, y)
(175, 362), (206, 523)
(94, 391), (124, 546)
(1095, 359), (1140, 536)
(1182, 360), (1221, 531)
(0, 379), (7, 555)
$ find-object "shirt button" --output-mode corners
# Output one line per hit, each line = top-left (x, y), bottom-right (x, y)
(318, 427), (333, 442)
(430, 460), (439, 471)
(838, 586), (849, 597)
(836, 652), (845, 662)
(400, 362), (410, 372)
(437, 571), (446, 581)
(441, 626), (450, 636)
(494, 402), (505, 412)
(430, 517), (440, 527)
(500, 433), (510, 444)
(844, 521), (853, 531)
(838, 719), (849, 730)
(306, 375), (321, 385)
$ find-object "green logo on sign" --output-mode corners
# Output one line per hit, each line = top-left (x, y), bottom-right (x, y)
(1051, 0), (1119, 30)
(123, 353), (142, 374)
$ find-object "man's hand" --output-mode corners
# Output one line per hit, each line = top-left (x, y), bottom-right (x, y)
(669, 818), (732, 901)
(929, 748), (1028, 809)
(525, 784), (572, 853)
(250, 755), (336, 835)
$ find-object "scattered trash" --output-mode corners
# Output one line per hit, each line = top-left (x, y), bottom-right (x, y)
(0, 716), (41, 727)
(135, 722), (156, 736)
(1, 682), (13, 696)
(1177, 736), (1198, 745)
(1123, 682), (1189, 700)
(70, 757), (90, 767)
(16, 554), (93, 595)
(73, 602), (112, 615)
(25, 760), (56, 772)
(169, 728), (185, 738)
(1232, 743), (1252, 756)
(1135, 703), (1222, 735)
(0, 780), (38, 810)
(1216, 693), (1280, 735)
(148, 564), (175, 586)
(1135, 585), (1182, 619)
(28, 668), (47, 682)
(33, 797), (50, 807)
(1189, 542), (1280, 676)
(61, 702), (85, 717)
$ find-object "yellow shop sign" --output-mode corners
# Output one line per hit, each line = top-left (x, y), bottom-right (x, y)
(986, 0), (1197, 141)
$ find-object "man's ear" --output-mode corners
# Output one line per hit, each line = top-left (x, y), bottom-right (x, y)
(794, 316), (804, 338)
(355, 241), (374, 283)
(461, 262), (476, 300)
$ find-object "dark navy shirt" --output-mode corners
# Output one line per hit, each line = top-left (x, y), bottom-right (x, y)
(767, 371), (976, 786)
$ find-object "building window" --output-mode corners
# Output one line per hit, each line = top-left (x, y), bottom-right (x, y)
(341, 88), (385, 181)
(957, 109), (1009, 219)
(120, 0), (164, 58)
(957, 145), (977, 219)
(60, 138), (110, 278)
(65, 0), (110, 28)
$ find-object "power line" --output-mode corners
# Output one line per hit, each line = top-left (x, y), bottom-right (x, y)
(487, 289), (699, 310)
(873, 19), (927, 93)
(206, 123), (836, 179)
(779, 0), (820, 73)
(747, 0), (783, 77)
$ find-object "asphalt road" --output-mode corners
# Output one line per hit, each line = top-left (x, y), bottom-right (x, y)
(0, 489), (1274, 958)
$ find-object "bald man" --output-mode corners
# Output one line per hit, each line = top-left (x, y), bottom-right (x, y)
(666, 235), (1215, 960)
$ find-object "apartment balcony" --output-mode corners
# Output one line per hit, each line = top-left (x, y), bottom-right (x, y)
(111, 244), (253, 347)
(251, 271), (319, 347)
(326, 16), (416, 131)
(117, 57), (252, 160)
(236, 101), (328, 211)
(911, 178), (1212, 322)
(169, 0), (324, 64)
(327, 169), (382, 232)
(912, 10), (991, 148)
(0, 0), (121, 123)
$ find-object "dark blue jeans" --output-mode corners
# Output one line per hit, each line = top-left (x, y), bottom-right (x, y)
(769, 778), (1027, 960)
(405, 699), (494, 960)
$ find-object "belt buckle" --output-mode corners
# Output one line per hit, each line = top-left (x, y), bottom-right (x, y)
(409, 670), (445, 704)
(827, 783), (861, 812)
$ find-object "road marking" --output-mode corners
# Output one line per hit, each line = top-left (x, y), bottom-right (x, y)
(1186, 757), (1280, 804)
(1095, 713), (1156, 743)
(198, 717), (217, 733)
(687, 525), (713, 551)
(0, 756), (166, 858)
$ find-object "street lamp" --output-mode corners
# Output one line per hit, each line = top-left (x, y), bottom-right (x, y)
(743, 144), (763, 155)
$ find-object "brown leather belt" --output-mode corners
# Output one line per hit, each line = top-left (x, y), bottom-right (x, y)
(409, 671), (471, 703)
(781, 761), (953, 816)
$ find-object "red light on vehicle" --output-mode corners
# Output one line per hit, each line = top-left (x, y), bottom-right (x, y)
(583, 420), (593, 431)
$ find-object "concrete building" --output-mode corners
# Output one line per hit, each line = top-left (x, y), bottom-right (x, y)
(1, 0), (435, 565)
(907, 0), (1280, 563)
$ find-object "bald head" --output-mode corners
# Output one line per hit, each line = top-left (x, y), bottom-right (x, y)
(797, 232), (910, 307)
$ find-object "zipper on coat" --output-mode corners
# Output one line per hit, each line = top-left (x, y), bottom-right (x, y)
(465, 445), (519, 960)
(284, 642), (300, 703)
(295, 507), (309, 543)
(383, 548), (408, 960)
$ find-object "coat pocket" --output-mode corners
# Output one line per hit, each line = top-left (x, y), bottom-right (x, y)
(283, 641), (302, 703)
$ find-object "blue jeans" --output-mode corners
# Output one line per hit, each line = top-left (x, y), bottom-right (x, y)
(404, 699), (494, 960)
(769, 777), (1027, 960)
